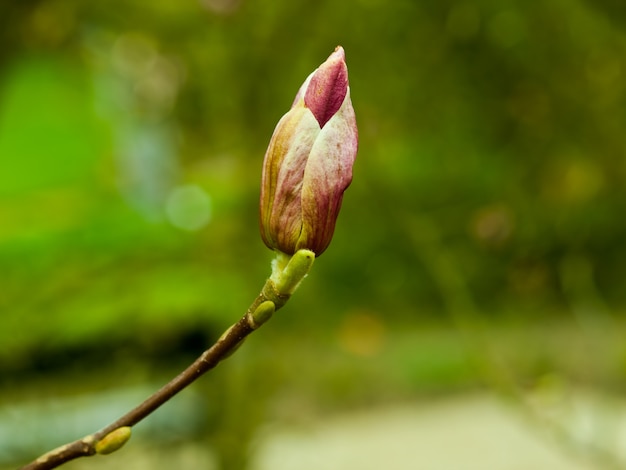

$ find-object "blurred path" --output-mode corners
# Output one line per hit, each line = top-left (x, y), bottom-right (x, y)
(3, 392), (607, 469)
(253, 394), (595, 470)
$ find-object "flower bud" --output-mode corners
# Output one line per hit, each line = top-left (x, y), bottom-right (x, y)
(259, 46), (358, 256)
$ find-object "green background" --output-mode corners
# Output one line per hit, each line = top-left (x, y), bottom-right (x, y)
(1, 0), (625, 468)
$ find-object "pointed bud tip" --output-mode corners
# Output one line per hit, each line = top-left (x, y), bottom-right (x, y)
(305, 46), (349, 128)
(331, 45), (345, 60)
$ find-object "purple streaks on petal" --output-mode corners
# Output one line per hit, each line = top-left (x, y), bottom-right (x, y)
(259, 105), (320, 254)
(304, 47), (348, 128)
(298, 90), (358, 255)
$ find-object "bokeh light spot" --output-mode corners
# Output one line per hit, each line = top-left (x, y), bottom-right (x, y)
(337, 311), (386, 357)
(165, 184), (212, 231)
(470, 204), (515, 249)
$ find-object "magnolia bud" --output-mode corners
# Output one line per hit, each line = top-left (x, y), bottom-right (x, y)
(259, 46), (358, 256)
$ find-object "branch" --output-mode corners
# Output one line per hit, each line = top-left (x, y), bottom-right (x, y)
(19, 250), (314, 470)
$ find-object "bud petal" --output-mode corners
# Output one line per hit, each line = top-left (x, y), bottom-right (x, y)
(260, 46), (358, 256)
(304, 47), (348, 128)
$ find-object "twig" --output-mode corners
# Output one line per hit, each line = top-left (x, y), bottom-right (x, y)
(18, 250), (314, 470)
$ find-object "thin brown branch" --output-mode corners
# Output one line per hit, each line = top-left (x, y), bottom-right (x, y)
(18, 289), (273, 470)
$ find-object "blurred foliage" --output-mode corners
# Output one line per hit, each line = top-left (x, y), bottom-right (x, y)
(2, 0), (626, 468)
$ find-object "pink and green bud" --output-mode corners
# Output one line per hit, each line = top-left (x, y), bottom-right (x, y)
(259, 46), (358, 256)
